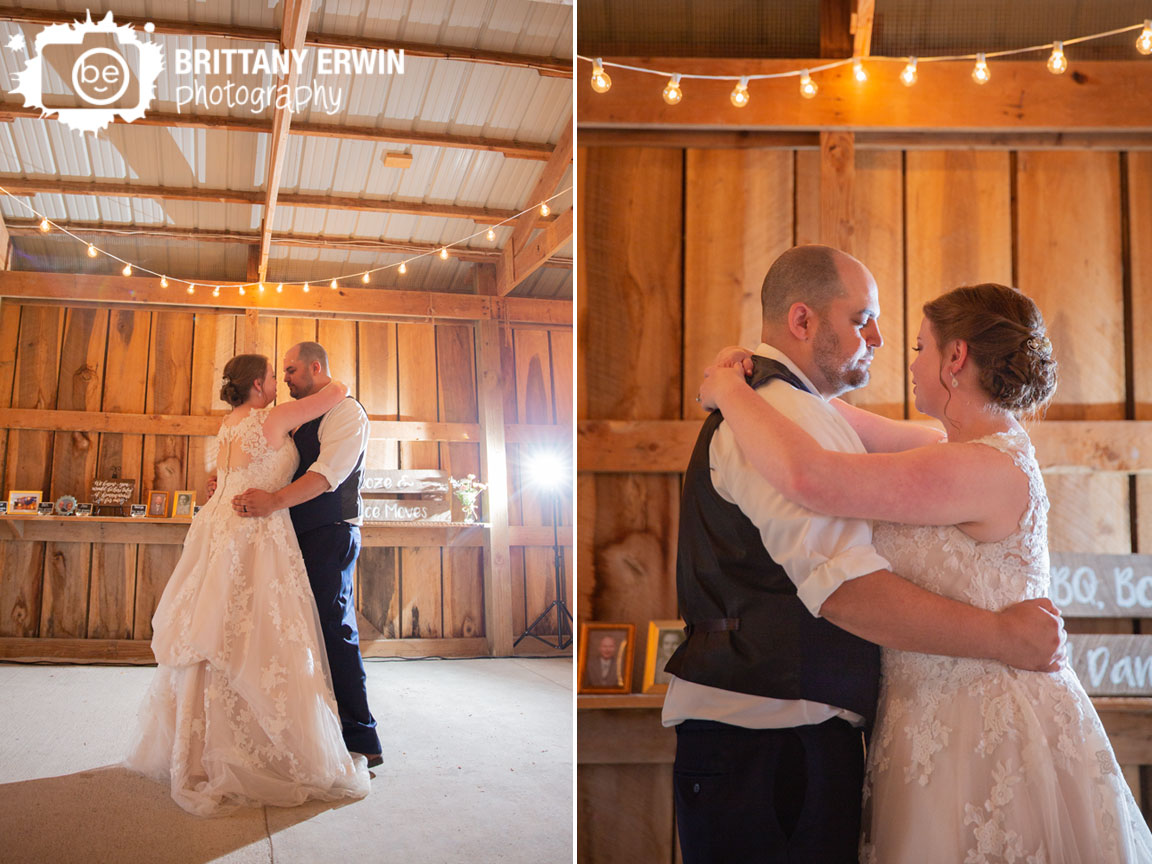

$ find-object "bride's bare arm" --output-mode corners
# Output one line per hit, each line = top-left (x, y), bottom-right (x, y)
(829, 398), (945, 453)
(699, 364), (1023, 530)
(264, 381), (349, 440)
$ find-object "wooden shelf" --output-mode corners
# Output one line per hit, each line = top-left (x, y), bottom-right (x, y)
(577, 693), (666, 710)
(0, 515), (568, 548)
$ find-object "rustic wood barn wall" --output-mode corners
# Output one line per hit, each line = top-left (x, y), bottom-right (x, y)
(0, 287), (572, 660)
(576, 143), (1152, 861)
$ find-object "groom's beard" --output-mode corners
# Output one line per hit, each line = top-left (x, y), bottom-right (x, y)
(813, 325), (872, 396)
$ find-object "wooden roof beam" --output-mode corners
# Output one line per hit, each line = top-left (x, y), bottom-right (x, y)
(0, 176), (531, 224)
(0, 7), (571, 78)
(257, 0), (312, 283)
(495, 207), (572, 296)
(2, 219), (572, 268)
(577, 60), (1152, 131)
(0, 212), (9, 270)
(0, 101), (553, 162)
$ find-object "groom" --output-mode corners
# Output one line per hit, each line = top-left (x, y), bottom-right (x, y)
(232, 341), (383, 766)
(664, 245), (1065, 863)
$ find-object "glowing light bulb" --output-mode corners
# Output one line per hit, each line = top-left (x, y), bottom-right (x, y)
(361, 272), (370, 284)
(399, 261), (407, 275)
(121, 263), (132, 276)
(852, 59), (868, 83)
(590, 58), (612, 94)
(38, 217), (50, 232)
(1047, 42), (1067, 74)
(86, 243), (97, 257)
(729, 77), (749, 108)
(972, 53), (990, 85)
(238, 285), (246, 296)
(258, 282), (265, 293)
(276, 283), (283, 293)
(540, 202), (550, 217)
(212, 286), (220, 297)
(486, 228), (495, 242)
(900, 57), (918, 87)
(303, 282), (310, 293)
(662, 74), (682, 105)
(186, 284), (195, 295)
(799, 70), (817, 99)
(1138, 20), (1152, 55)
(439, 247), (449, 260)
(160, 275), (168, 288)
(330, 278), (338, 290)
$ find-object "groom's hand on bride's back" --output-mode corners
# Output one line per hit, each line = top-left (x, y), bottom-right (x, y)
(996, 597), (1066, 673)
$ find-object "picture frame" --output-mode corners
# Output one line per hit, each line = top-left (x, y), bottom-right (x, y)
(7, 490), (42, 514)
(641, 620), (687, 695)
(576, 622), (635, 695)
(0, 501), (7, 515)
(147, 490), (170, 518)
(172, 491), (195, 518)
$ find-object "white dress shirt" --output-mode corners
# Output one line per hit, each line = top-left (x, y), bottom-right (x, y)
(301, 397), (370, 526)
(661, 344), (891, 730)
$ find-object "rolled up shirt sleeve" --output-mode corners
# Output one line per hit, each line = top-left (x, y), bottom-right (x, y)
(307, 398), (370, 491)
(711, 377), (890, 617)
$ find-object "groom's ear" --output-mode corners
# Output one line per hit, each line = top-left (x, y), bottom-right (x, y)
(787, 302), (814, 341)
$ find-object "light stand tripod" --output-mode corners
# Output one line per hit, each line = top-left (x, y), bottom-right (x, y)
(514, 488), (573, 650)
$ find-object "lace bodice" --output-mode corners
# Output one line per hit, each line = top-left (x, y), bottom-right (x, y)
(872, 429), (1050, 612)
(215, 405), (299, 497)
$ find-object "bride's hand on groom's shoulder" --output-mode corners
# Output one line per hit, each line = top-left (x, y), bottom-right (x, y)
(995, 597), (1066, 673)
(712, 345), (755, 374)
(698, 363), (749, 411)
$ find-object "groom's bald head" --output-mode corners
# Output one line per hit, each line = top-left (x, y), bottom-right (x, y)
(760, 245), (854, 333)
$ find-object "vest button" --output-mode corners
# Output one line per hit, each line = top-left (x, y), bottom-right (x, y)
(692, 782), (700, 794)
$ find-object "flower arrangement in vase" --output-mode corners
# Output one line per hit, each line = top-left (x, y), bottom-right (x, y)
(450, 474), (487, 523)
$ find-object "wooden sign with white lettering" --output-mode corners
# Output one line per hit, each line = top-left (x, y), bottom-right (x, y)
(1049, 552), (1152, 617)
(360, 469), (450, 522)
(1068, 634), (1152, 696)
(90, 478), (136, 516)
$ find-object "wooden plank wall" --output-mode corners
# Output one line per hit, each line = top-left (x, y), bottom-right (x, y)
(0, 306), (571, 650)
(577, 145), (1152, 862)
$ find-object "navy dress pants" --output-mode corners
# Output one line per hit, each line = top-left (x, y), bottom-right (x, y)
(673, 718), (865, 864)
(297, 523), (381, 756)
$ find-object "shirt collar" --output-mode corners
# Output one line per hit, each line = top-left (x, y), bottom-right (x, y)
(753, 343), (826, 400)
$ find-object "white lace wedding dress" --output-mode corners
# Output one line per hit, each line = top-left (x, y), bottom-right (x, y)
(125, 405), (370, 815)
(860, 429), (1152, 862)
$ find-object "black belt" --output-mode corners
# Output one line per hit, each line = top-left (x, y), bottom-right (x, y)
(687, 618), (740, 634)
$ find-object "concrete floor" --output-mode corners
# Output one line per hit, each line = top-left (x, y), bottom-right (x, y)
(0, 657), (572, 864)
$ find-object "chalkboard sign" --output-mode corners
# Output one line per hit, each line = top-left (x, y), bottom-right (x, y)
(1049, 552), (1152, 617)
(360, 469), (450, 522)
(91, 478), (136, 516)
(1068, 634), (1152, 696)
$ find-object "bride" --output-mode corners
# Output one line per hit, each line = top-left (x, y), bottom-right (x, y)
(125, 353), (370, 815)
(700, 283), (1152, 862)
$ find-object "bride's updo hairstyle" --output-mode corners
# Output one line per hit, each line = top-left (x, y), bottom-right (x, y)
(220, 354), (270, 407)
(923, 283), (1057, 416)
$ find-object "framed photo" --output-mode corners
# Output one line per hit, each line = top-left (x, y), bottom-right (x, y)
(147, 490), (169, 518)
(577, 622), (635, 694)
(7, 491), (42, 513)
(173, 491), (195, 518)
(130, 504), (147, 518)
(641, 620), (687, 694)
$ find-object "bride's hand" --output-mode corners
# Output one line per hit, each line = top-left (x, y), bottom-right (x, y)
(698, 363), (750, 411)
(713, 345), (755, 376)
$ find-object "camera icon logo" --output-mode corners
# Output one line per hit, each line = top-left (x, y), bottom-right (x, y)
(11, 10), (163, 134)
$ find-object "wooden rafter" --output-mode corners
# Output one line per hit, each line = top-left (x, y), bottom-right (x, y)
(0, 177), (529, 224)
(577, 60), (1152, 131)
(852, 0), (876, 59)
(0, 270), (573, 325)
(496, 208), (572, 297)
(0, 212), (8, 270)
(495, 116), (573, 295)
(1, 220), (573, 268)
(0, 6), (571, 77)
(257, 0), (312, 283)
(0, 101), (553, 162)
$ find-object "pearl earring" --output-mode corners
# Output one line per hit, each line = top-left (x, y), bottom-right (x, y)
(951, 375), (959, 388)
